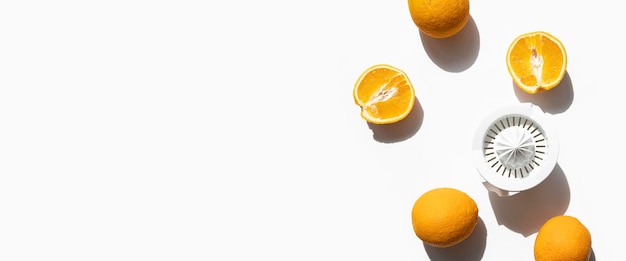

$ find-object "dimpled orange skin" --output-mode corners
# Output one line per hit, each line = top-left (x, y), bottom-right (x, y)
(411, 188), (478, 248)
(407, 0), (470, 38)
(534, 215), (592, 261)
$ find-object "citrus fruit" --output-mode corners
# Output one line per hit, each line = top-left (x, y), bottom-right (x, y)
(411, 187), (478, 248)
(353, 64), (415, 124)
(506, 31), (568, 94)
(534, 215), (592, 261)
(407, 0), (470, 38)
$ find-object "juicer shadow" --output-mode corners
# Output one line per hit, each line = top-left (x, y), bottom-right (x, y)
(488, 163), (570, 237)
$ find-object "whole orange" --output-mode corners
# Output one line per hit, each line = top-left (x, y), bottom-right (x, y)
(534, 215), (592, 261)
(407, 0), (470, 38)
(411, 187), (478, 247)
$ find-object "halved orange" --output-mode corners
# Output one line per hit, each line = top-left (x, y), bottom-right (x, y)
(353, 64), (415, 124)
(506, 31), (567, 94)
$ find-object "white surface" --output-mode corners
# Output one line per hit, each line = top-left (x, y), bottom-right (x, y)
(0, 1), (619, 260)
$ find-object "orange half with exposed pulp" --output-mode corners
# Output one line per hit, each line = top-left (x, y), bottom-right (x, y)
(506, 31), (567, 94)
(353, 64), (415, 124)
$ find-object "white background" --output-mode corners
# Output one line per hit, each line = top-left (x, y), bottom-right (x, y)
(0, 0), (621, 260)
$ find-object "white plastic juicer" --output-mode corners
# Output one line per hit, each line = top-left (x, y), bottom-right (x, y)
(472, 103), (559, 196)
